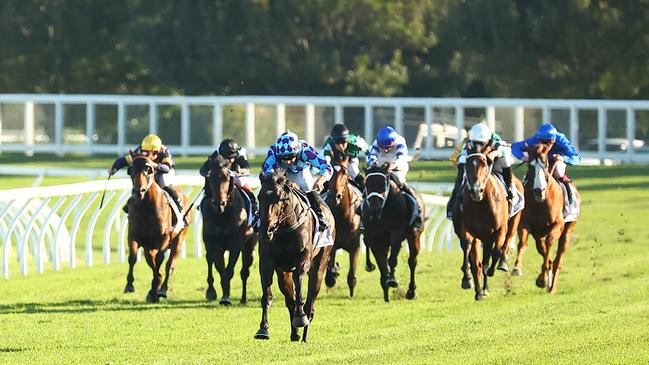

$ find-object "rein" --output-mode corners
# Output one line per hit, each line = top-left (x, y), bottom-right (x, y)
(363, 171), (390, 210)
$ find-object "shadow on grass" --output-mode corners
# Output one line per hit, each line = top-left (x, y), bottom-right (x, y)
(0, 297), (255, 315)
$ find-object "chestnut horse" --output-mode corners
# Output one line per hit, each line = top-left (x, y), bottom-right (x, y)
(362, 164), (424, 302)
(254, 171), (334, 342)
(460, 151), (515, 300)
(123, 156), (191, 303)
(513, 143), (579, 293)
(452, 152), (523, 292)
(324, 153), (367, 297)
(200, 154), (257, 305)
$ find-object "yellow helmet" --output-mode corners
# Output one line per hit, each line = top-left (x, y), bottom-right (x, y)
(141, 134), (163, 152)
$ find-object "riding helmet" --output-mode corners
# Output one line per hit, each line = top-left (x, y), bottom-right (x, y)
(218, 139), (240, 159)
(141, 134), (163, 152)
(468, 123), (492, 143)
(274, 131), (300, 158)
(331, 124), (350, 143)
(376, 126), (398, 149)
(535, 123), (558, 140)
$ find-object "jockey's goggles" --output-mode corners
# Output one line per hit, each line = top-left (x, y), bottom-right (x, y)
(540, 138), (556, 144)
(278, 154), (298, 161)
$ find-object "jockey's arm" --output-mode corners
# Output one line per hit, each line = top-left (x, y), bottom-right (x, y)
(261, 148), (277, 175)
(108, 154), (131, 175)
(233, 155), (251, 176)
(555, 134), (581, 165)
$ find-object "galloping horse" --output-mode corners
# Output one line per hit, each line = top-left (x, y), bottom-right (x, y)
(513, 143), (579, 293)
(452, 150), (523, 293)
(254, 171), (334, 342)
(460, 148), (516, 300)
(200, 154), (257, 305)
(362, 164), (424, 302)
(123, 156), (191, 303)
(324, 153), (364, 297)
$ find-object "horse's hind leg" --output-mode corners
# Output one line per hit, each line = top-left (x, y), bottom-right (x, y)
(459, 238), (473, 289)
(405, 230), (421, 299)
(160, 240), (182, 298)
(239, 237), (255, 304)
(220, 246), (241, 306)
(205, 245), (217, 301)
(371, 244), (391, 302)
(291, 249), (310, 328)
(513, 225), (529, 276)
(276, 271), (299, 342)
(469, 239), (484, 301)
(124, 239), (138, 293)
(213, 247), (226, 304)
(254, 258), (274, 340)
(386, 241), (401, 288)
(325, 248), (338, 288)
(348, 245), (360, 297)
(302, 246), (331, 342)
(549, 222), (575, 294)
(365, 241), (376, 272)
(143, 249), (161, 303)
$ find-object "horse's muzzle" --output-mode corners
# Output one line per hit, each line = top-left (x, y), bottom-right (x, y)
(533, 188), (546, 202)
(210, 199), (227, 213)
(469, 188), (484, 202)
(132, 188), (146, 200)
(335, 193), (343, 205)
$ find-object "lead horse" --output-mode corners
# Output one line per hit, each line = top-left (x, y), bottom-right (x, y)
(362, 164), (424, 302)
(324, 152), (369, 297)
(200, 154), (257, 305)
(123, 156), (192, 303)
(513, 143), (579, 293)
(254, 170), (334, 342)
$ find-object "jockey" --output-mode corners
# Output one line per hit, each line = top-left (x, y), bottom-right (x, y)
(511, 123), (581, 204)
(322, 123), (370, 189)
(108, 134), (185, 220)
(262, 131), (333, 231)
(199, 139), (257, 217)
(366, 125), (422, 230)
(447, 123), (515, 219)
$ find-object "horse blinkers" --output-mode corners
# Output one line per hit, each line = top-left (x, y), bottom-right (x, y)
(364, 172), (389, 220)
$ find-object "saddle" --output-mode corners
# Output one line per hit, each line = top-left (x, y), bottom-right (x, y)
(492, 174), (524, 218)
(558, 180), (580, 222)
(292, 189), (334, 248)
(160, 189), (185, 233)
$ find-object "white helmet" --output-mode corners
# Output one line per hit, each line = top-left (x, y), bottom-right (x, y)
(468, 123), (492, 143)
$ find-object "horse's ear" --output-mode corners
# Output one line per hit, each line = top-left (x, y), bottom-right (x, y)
(128, 149), (135, 158)
(259, 172), (267, 184)
(523, 143), (529, 152)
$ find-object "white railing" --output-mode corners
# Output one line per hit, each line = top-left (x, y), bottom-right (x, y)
(0, 175), (455, 278)
(1, 94), (648, 163)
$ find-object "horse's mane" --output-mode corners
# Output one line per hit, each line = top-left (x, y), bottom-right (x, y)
(261, 169), (293, 192)
(366, 164), (389, 175)
(209, 154), (229, 169)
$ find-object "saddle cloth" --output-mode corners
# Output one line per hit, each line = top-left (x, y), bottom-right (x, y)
(492, 175), (525, 218)
(293, 189), (334, 248)
(160, 189), (185, 234)
(559, 182), (580, 222)
(237, 186), (255, 226)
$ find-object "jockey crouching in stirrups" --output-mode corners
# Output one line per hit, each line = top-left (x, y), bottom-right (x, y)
(108, 134), (187, 227)
(446, 123), (515, 219)
(199, 138), (258, 228)
(262, 131), (333, 231)
(323, 123), (370, 190)
(511, 123), (581, 204)
(366, 126), (423, 230)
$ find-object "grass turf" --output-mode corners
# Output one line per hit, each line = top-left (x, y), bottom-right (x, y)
(0, 155), (648, 363)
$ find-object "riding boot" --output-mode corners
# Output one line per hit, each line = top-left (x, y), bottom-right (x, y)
(446, 164), (465, 219)
(561, 175), (574, 205)
(164, 185), (186, 225)
(400, 183), (423, 230)
(307, 190), (328, 231)
(503, 167), (514, 212)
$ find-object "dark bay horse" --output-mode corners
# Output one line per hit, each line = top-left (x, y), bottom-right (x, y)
(452, 154), (523, 293)
(324, 154), (363, 297)
(123, 156), (191, 303)
(513, 143), (579, 293)
(254, 171), (334, 342)
(361, 164), (424, 302)
(460, 151), (511, 300)
(200, 154), (257, 305)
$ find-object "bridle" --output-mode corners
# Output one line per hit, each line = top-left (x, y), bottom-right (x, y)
(263, 185), (309, 236)
(131, 156), (155, 196)
(363, 171), (390, 211)
(465, 152), (493, 193)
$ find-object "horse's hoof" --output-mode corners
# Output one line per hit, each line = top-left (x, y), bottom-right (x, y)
(240, 298), (248, 305)
(486, 267), (496, 277)
(461, 278), (474, 290)
(535, 276), (546, 288)
(406, 289), (417, 300)
(325, 274), (337, 288)
(146, 291), (159, 304)
(206, 288), (217, 301)
(474, 293), (484, 301)
(157, 289), (167, 298)
(219, 297), (232, 306)
(290, 333), (300, 342)
(497, 261), (509, 272)
(292, 315), (310, 328)
(365, 263), (376, 272)
(254, 328), (270, 340)
(482, 289), (489, 296)
(386, 277), (399, 288)
(123, 284), (135, 293)
(511, 268), (523, 276)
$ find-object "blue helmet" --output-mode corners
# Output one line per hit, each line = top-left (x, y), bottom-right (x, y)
(535, 123), (558, 140)
(274, 131), (300, 158)
(376, 126), (398, 149)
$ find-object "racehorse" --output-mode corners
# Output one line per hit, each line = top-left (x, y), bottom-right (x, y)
(513, 143), (579, 293)
(324, 153), (363, 297)
(200, 154), (257, 305)
(459, 148), (513, 300)
(451, 152), (523, 292)
(254, 170), (334, 342)
(123, 156), (191, 303)
(361, 164), (424, 302)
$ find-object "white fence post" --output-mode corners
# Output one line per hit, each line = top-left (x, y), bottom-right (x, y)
(305, 103), (315, 145)
(24, 101), (35, 156)
(246, 103), (256, 152)
(626, 106), (635, 163)
(86, 102), (95, 155)
(276, 103), (286, 137)
(55, 101), (63, 156)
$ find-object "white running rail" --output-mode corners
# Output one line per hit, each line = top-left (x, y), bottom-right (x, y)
(0, 176), (455, 278)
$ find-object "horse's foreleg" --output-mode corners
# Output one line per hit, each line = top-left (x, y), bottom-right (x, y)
(301, 246), (331, 342)
(213, 247), (226, 303)
(239, 237), (255, 304)
(488, 227), (508, 276)
(549, 223), (573, 294)
(124, 239), (138, 293)
(459, 238), (473, 289)
(469, 238), (484, 301)
(143, 249), (160, 303)
(371, 243), (390, 302)
(325, 247), (338, 288)
(513, 225), (529, 276)
(220, 245), (241, 306)
(501, 212), (522, 272)
(386, 240), (401, 288)
(205, 245), (217, 301)
(159, 243), (180, 298)
(535, 234), (553, 289)
(348, 244), (360, 297)
(277, 271), (299, 342)
(405, 230), (421, 299)
(365, 239), (376, 272)
(291, 249), (311, 328)
(254, 257), (274, 340)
